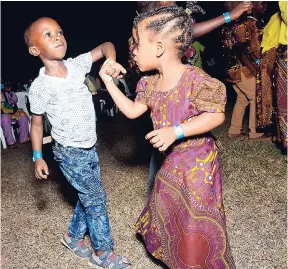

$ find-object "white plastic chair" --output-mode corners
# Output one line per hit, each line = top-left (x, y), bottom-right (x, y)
(11, 123), (16, 141)
(99, 99), (114, 117)
(0, 126), (7, 149)
(15, 92), (31, 132)
(119, 78), (134, 97)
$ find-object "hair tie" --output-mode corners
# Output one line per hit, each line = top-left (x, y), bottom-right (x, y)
(185, 8), (192, 16)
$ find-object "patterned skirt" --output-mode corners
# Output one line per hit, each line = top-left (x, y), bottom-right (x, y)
(136, 138), (235, 269)
(256, 48), (277, 131)
(274, 45), (287, 149)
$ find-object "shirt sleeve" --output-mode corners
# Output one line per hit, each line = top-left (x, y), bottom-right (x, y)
(7, 92), (18, 104)
(135, 77), (148, 105)
(192, 77), (227, 113)
(29, 81), (50, 115)
(69, 52), (93, 75)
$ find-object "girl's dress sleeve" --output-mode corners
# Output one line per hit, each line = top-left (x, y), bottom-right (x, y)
(135, 76), (149, 105)
(191, 75), (227, 114)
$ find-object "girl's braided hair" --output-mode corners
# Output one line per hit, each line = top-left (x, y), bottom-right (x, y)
(133, 2), (205, 57)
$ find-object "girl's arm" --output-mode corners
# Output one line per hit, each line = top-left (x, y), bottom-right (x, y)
(180, 112), (225, 137)
(99, 60), (147, 119)
(193, 2), (252, 38)
(146, 113), (225, 152)
(100, 77), (148, 119)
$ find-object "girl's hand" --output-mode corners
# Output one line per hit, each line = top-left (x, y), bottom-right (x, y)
(109, 59), (127, 79)
(230, 2), (253, 21)
(99, 61), (113, 84)
(146, 127), (176, 152)
(99, 59), (126, 84)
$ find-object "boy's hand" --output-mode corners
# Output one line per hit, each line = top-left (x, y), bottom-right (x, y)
(146, 127), (176, 152)
(230, 2), (253, 21)
(108, 59), (127, 79)
(99, 59), (126, 84)
(99, 58), (126, 82)
(35, 159), (49, 179)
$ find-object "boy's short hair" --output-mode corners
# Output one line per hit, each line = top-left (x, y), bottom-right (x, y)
(24, 21), (34, 47)
(24, 17), (52, 47)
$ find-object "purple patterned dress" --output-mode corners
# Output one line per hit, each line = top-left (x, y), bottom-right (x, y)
(135, 66), (235, 269)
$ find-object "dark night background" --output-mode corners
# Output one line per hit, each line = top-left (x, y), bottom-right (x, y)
(1, 1), (278, 83)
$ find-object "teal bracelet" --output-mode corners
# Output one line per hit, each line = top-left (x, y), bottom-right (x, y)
(174, 125), (184, 140)
(223, 12), (231, 23)
(255, 59), (260, 65)
(33, 150), (42, 162)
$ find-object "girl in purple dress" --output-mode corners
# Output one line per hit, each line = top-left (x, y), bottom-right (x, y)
(100, 5), (235, 269)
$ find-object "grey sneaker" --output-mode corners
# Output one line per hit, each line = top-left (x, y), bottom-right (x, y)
(61, 232), (92, 259)
(88, 250), (130, 268)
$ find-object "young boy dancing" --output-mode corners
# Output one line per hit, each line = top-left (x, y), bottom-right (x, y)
(25, 17), (129, 269)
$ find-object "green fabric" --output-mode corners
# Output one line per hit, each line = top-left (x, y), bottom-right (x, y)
(192, 41), (205, 69)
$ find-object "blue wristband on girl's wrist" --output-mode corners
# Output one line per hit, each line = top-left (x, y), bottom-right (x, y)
(174, 125), (184, 140)
(33, 150), (42, 162)
(223, 12), (232, 23)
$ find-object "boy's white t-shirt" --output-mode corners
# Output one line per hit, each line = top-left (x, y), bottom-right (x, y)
(29, 52), (97, 148)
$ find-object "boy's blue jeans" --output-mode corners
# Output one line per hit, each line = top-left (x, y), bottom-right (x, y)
(52, 141), (114, 252)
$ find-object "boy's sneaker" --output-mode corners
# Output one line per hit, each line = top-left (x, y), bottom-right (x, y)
(61, 232), (92, 259)
(88, 250), (130, 268)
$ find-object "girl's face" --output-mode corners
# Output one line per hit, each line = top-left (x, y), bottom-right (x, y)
(132, 22), (159, 72)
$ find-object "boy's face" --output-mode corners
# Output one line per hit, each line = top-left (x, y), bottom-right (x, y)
(29, 18), (67, 60)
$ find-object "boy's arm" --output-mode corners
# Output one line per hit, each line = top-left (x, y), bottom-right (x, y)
(31, 115), (49, 179)
(90, 42), (126, 78)
(90, 42), (116, 63)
